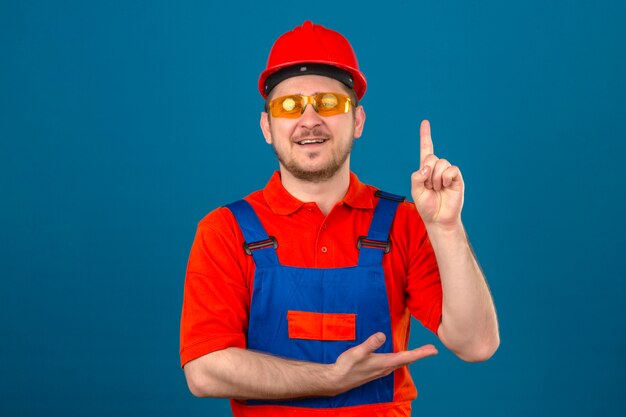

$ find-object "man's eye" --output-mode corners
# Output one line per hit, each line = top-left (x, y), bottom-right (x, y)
(282, 98), (297, 111)
(320, 94), (338, 108)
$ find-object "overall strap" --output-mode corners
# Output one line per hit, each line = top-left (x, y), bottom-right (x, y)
(357, 190), (405, 267)
(225, 199), (280, 268)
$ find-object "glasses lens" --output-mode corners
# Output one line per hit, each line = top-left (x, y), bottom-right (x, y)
(269, 95), (303, 118)
(315, 93), (350, 116)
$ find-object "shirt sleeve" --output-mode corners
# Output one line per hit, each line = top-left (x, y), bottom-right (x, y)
(402, 203), (443, 334)
(179, 207), (252, 367)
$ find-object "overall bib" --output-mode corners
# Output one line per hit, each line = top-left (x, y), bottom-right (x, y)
(226, 191), (404, 408)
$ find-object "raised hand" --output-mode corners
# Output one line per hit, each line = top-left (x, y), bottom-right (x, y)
(411, 120), (464, 229)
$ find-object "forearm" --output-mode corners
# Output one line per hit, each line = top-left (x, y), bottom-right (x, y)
(184, 347), (340, 400)
(426, 222), (499, 361)
(184, 333), (438, 400)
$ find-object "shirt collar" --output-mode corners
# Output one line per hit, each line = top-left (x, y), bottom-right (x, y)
(263, 171), (374, 215)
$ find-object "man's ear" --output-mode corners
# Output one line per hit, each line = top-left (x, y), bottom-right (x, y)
(353, 105), (366, 139)
(260, 112), (273, 144)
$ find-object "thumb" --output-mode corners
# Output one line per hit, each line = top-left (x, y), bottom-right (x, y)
(411, 165), (431, 199)
(358, 332), (387, 355)
(338, 332), (386, 364)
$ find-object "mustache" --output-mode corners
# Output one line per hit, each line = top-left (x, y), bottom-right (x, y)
(292, 127), (331, 141)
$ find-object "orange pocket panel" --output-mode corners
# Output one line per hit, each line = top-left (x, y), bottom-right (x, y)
(287, 311), (356, 341)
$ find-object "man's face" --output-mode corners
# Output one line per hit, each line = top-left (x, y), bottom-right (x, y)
(260, 75), (365, 183)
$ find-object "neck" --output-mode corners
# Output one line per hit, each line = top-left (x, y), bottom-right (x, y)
(279, 164), (351, 216)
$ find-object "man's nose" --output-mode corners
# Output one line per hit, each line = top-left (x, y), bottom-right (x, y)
(299, 102), (322, 128)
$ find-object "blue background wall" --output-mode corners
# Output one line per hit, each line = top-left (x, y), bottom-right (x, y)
(2, 0), (625, 415)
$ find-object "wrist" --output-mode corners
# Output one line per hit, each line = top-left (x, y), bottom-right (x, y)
(321, 362), (344, 397)
(424, 221), (472, 255)
(424, 220), (465, 239)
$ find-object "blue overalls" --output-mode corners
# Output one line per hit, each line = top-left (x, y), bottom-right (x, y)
(225, 190), (404, 408)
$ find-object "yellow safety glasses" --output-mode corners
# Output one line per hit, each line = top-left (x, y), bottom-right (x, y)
(268, 92), (352, 118)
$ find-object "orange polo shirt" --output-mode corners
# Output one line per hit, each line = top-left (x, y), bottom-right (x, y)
(180, 171), (442, 416)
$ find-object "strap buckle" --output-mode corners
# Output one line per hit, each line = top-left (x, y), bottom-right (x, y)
(357, 236), (391, 254)
(243, 236), (278, 255)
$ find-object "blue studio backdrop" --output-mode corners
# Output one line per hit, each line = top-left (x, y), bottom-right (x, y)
(1, 1), (625, 416)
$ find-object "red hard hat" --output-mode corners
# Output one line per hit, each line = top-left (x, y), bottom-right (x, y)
(258, 21), (367, 100)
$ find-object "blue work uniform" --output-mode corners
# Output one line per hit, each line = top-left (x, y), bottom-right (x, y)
(225, 190), (404, 408)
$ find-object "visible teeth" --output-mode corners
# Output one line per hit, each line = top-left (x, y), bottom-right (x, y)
(298, 139), (325, 145)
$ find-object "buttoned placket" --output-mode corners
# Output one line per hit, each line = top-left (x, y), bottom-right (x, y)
(319, 220), (329, 255)
(313, 203), (345, 266)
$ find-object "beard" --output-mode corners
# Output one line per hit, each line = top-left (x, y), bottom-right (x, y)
(271, 127), (354, 183)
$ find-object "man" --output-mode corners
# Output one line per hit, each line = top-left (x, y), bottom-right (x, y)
(180, 21), (499, 417)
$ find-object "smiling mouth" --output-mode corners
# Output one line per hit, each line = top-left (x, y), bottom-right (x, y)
(296, 138), (328, 145)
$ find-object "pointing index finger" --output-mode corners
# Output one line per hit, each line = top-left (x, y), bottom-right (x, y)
(420, 120), (434, 169)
